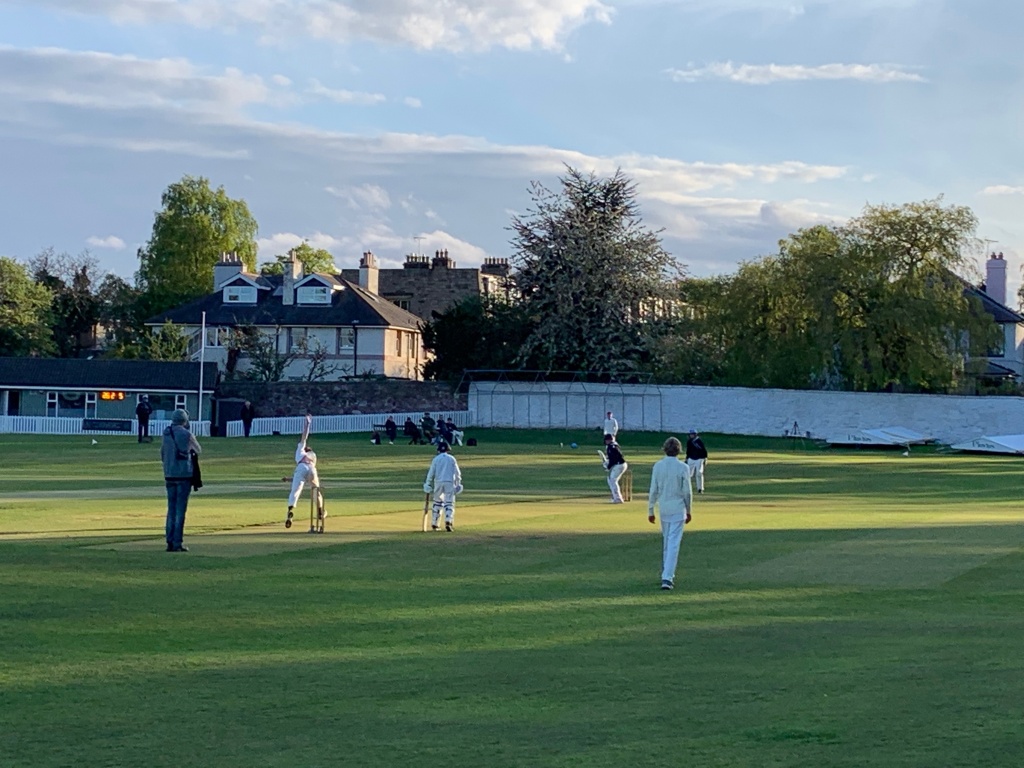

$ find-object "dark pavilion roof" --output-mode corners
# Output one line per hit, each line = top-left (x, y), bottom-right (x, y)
(0, 358), (218, 391)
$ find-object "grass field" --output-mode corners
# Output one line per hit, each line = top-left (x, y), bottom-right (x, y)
(2, 429), (1023, 767)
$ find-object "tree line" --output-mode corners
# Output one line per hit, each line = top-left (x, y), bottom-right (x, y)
(0, 169), (1005, 394)
(423, 171), (1003, 394)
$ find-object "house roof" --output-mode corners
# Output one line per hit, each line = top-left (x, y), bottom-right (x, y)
(147, 274), (425, 330)
(964, 284), (1024, 324)
(0, 358), (219, 391)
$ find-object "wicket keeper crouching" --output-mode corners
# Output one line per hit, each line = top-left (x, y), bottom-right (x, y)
(424, 441), (462, 532)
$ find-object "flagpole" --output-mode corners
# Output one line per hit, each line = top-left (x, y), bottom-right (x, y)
(198, 311), (207, 434)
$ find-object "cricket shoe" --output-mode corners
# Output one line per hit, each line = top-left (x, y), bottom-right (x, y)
(445, 522), (454, 532)
(285, 508), (294, 529)
(660, 580), (674, 591)
(432, 524), (439, 531)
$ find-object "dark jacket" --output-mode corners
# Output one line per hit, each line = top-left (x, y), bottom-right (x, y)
(136, 401), (153, 421)
(240, 404), (256, 423)
(384, 418), (397, 439)
(686, 437), (708, 460)
(605, 442), (626, 468)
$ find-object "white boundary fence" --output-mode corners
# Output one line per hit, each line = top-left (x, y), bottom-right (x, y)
(224, 410), (475, 438)
(0, 416), (212, 437)
(468, 381), (1024, 445)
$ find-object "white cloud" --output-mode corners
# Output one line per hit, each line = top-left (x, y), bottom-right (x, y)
(20, 0), (614, 52)
(86, 235), (126, 249)
(666, 62), (927, 85)
(980, 185), (1024, 196)
(403, 96), (422, 108)
(325, 184), (392, 211)
(308, 79), (386, 106)
(271, 74), (293, 87)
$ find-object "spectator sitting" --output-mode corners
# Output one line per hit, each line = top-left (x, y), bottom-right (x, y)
(404, 417), (422, 445)
(420, 412), (437, 443)
(445, 417), (464, 446)
(438, 419), (454, 445)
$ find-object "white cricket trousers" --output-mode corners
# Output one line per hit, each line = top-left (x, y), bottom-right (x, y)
(686, 458), (706, 492)
(431, 481), (456, 525)
(289, 463), (321, 507)
(608, 462), (628, 502)
(661, 516), (686, 583)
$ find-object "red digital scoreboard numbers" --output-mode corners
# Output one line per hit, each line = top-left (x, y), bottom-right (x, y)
(100, 391), (126, 401)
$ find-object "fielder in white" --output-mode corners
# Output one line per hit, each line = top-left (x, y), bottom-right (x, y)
(603, 411), (619, 439)
(648, 436), (693, 591)
(286, 414), (324, 529)
(424, 440), (462, 531)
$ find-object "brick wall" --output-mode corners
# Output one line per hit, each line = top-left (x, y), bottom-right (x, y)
(217, 379), (465, 418)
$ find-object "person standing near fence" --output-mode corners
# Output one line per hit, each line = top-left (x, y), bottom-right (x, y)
(603, 433), (628, 504)
(384, 416), (397, 445)
(685, 429), (708, 494)
(286, 414), (324, 529)
(136, 395), (153, 443)
(648, 436), (693, 590)
(603, 411), (619, 439)
(240, 400), (256, 438)
(161, 409), (201, 552)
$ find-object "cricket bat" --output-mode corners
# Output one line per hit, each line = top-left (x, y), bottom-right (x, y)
(597, 449), (608, 469)
(421, 492), (431, 532)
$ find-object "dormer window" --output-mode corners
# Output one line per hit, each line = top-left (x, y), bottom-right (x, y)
(224, 285), (257, 304)
(298, 285), (331, 305)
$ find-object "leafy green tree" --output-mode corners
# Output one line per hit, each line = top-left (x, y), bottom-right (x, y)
(510, 167), (679, 373)
(260, 243), (336, 275)
(703, 198), (998, 392)
(28, 248), (103, 358)
(137, 175), (258, 316)
(0, 256), (55, 356)
(422, 295), (534, 381)
(96, 273), (147, 357)
(145, 321), (190, 361)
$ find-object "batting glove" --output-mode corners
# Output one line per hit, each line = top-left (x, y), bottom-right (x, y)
(454, 484), (464, 495)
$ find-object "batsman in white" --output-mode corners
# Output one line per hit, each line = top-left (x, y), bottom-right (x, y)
(648, 436), (693, 591)
(423, 440), (462, 532)
(285, 413), (324, 529)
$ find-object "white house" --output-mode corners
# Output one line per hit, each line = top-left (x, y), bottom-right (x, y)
(147, 252), (428, 381)
(970, 252), (1024, 380)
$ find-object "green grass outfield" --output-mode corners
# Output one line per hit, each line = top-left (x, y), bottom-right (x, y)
(2, 429), (1023, 767)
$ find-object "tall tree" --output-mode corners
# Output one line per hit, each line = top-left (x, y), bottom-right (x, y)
(29, 248), (103, 358)
(96, 273), (147, 357)
(260, 242), (336, 275)
(0, 256), (55, 356)
(422, 295), (534, 381)
(510, 167), (679, 372)
(137, 175), (258, 317)
(705, 198), (998, 392)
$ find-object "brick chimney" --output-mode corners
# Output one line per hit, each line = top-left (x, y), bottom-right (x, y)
(986, 252), (1007, 305)
(359, 251), (379, 294)
(213, 252), (244, 290)
(282, 252), (304, 306)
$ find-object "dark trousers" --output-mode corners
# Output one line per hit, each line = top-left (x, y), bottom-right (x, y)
(138, 419), (150, 442)
(242, 419), (253, 438)
(165, 479), (192, 549)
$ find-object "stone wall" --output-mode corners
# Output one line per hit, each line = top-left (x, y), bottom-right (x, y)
(217, 379), (465, 418)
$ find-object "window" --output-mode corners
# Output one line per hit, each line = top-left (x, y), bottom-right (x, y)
(338, 326), (355, 350)
(224, 285), (257, 304)
(205, 327), (231, 347)
(176, 394), (187, 412)
(395, 331), (402, 357)
(297, 285), (331, 305)
(46, 391), (58, 417)
(289, 327), (308, 352)
(395, 299), (410, 311)
(85, 393), (97, 418)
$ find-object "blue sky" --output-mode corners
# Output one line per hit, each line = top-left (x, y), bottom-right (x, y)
(1, 0), (1022, 300)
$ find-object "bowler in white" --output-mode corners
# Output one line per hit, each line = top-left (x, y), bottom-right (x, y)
(647, 436), (693, 590)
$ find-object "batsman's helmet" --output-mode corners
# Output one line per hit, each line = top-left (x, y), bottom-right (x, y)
(437, 441), (450, 452)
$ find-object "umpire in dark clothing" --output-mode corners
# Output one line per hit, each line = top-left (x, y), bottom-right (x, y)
(135, 396), (153, 443)
(240, 400), (256, 438)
